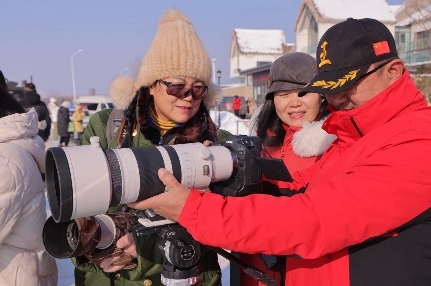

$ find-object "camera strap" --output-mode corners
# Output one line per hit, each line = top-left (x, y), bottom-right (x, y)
(260, 254), (285, 270)
(260, 254), (286, 286)
(106, 108), (125, 146)
(116, 117), (137, 149)
(209, 247), (276, 286)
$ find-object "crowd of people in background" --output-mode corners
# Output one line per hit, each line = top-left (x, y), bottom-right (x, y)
(4, 90), (256, 149)
(0, 84), (96, 148)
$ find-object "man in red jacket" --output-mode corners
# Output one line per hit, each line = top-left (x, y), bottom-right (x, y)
(130, 18), (431, 286)
(232, 95), (241, 117)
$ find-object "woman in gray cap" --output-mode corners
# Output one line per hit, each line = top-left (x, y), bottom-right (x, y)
(242, 52), (336, 286)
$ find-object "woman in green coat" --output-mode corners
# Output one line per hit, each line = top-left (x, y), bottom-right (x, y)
(73, 8), (230, 286)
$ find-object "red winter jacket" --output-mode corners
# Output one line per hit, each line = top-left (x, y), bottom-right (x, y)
(240, 122), (335, 286)
(179, 71), (431, 286)
(232, 97), (241, 111)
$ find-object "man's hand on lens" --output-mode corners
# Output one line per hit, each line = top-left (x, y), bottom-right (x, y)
(128, 168), (191, 222)
(99, 233), (137, 272)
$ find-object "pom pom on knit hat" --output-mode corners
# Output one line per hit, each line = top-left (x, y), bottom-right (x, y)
(109, 76), (137, 110)
(109, 8), (220, 109)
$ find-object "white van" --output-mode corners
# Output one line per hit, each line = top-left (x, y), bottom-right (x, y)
(77, 95), (114, 116)
(76, 95), (114, 127)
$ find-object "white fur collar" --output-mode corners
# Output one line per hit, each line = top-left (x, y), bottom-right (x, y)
(292, 118), (337, 158)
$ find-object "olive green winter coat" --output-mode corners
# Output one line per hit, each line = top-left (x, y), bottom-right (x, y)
(73, 108), (231, 286)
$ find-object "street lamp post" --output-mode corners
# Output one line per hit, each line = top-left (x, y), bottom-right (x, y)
(71, 49), (83, 104)
(216, 69), (222, 127)
(211, 58), (217, 84)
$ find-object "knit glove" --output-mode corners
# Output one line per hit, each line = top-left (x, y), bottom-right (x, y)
(85, 212), (139, 271)
(98, 233), (138, 272)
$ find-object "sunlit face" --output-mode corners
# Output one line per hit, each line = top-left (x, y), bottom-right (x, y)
(273, 89), (321, 127)
(325, 60), (397, 111)
(325, 74), (382, 111)
(149, 77), (205, 123)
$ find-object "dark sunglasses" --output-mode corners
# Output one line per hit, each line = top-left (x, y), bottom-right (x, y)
(158, 80), (208, 100)
(358, 57), (397, 80)
(321, 57), (398, 98)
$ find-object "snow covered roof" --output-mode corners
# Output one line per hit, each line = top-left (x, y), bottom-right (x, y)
(390, 5), (402, 16)
(312, 0), (396, 22)
(234, 29), (286, 54)
(396, 5), (431, 26)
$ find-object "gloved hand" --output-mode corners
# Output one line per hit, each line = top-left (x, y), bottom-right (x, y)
(85, 212), (139, 271)
(99, 233), (138, 272)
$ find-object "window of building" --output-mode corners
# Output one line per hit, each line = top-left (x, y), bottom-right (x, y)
(246, 75), (253, 86)
(257, 61), (271, 66)
(415, 30), (430, 50)
(253, 83), (268, 105)
(308, 16), (318, 54)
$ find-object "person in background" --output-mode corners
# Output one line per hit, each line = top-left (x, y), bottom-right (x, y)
(0, 85), (58, 285)
(72, 105), (86, 142)
(20, 83), (51, 142)
(248, 103), (263, 136)
(246, 97), (257, 118)
(129, 18), (431, 286)
(57, 100), (71, 147)
(47, 97), (57, 112)
(232, 94), (241, 117)
(47, 97), (59, 141)
(73, 8), (230, 286)
(239, 52), (336, 286)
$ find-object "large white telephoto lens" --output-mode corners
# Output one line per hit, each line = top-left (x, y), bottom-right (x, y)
(46, 137), (233, 223)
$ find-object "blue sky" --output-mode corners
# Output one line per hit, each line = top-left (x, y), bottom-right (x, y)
(0, 0), (404, 98)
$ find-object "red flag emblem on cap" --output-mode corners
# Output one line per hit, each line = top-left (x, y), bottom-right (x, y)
(373, 41), (390, 56)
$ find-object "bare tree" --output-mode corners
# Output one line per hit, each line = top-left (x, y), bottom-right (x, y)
(412, 64), (431, 104)
(402, 0), (431, 52)
(402, 0), (431, 20)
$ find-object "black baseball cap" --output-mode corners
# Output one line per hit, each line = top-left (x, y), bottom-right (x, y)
(266, 52), (317, 99)
(299, 18), (398, 97)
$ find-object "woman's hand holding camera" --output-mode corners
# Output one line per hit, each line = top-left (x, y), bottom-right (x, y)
(99, 233), (138, 272)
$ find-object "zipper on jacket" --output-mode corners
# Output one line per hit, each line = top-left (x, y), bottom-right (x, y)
(158, 128), (177, 145)
(280, 128), (294, 159)
(349, 117), (364, 137)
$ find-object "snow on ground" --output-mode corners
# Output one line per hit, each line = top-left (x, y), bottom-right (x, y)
(44, 111), (249, 285)
(210, 109), (251, 135)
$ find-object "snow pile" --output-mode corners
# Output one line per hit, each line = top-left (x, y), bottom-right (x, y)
(210, 110), (251, 135)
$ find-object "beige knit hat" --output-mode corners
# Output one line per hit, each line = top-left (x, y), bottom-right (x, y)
(110, 8), (221, 110)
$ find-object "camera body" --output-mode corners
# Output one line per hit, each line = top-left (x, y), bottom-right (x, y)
(210, 135), (262, 197)
(132, 135), (264, 234)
